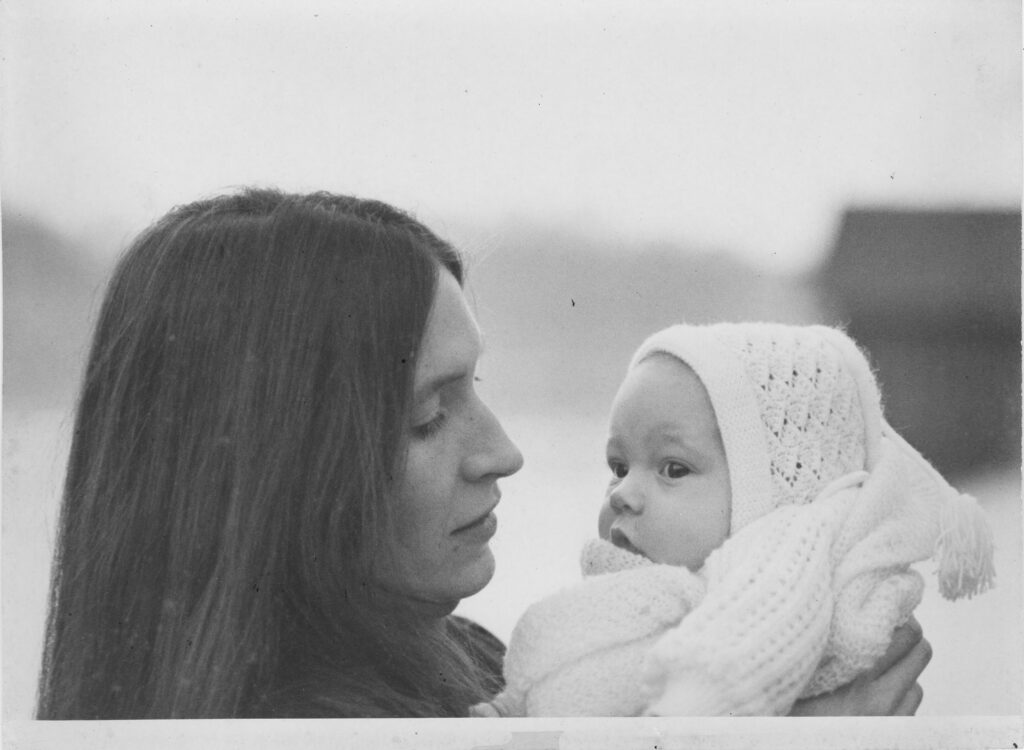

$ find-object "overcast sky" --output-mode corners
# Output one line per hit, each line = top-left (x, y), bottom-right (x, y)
(2, 0), (1020, 272)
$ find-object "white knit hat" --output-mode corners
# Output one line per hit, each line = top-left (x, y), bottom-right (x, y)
(630, 321), (994, 600)
(628, 322), (886, 533)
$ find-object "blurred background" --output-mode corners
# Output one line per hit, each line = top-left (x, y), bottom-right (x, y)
(2, 0), (1020, 721)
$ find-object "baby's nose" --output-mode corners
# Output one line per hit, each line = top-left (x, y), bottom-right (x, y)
(609, 476), (644, 513)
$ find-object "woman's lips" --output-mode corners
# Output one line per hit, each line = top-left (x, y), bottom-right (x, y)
(610, 527), (644, 557)
(452, 509), (498, 542)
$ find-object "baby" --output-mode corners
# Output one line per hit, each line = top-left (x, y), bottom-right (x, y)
(475, 322), (994, 717)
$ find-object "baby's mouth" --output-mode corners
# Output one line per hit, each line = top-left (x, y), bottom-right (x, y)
(609, 528), (645, 558)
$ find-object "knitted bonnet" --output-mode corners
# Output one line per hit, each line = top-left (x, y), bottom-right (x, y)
(629, 321), (994, 600)
(629, 322), (883, 533)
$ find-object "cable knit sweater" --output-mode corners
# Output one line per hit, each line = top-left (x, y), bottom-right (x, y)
(476, 428), (993, 718)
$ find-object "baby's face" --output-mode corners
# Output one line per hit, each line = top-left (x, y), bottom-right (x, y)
(598, 354), (731, 571)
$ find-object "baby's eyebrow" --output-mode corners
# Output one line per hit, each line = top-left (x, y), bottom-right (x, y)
(648, 428), (705, 454)
(651, 425), (689, 443)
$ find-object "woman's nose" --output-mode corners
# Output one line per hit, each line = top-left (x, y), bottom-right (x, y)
(461, 402), (524, 482)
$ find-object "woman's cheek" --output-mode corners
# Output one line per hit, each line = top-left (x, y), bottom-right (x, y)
(406, 442), (458, 540)
(390, 448), (435, 545)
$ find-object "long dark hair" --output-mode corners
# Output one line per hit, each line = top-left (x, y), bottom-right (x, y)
(37, 188), (495, 718)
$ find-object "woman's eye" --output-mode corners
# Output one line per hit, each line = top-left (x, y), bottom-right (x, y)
(413, 412), (447, 439)
(663, 461), (690, 479)
(608, 461), (628, 479)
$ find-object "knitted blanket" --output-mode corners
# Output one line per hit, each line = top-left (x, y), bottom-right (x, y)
(475, 430), (993, 717)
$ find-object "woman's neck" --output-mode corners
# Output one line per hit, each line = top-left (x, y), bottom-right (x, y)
(368, 583), (458, 623)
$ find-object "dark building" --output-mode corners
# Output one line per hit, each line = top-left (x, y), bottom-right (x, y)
(820, 208), (1021, 478)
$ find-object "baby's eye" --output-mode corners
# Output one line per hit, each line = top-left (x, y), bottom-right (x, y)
(663, 461), (690, 479)
(608, 460), (628, 479)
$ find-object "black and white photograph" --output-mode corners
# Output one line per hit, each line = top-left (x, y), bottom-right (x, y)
(2, 2), (1021, 748)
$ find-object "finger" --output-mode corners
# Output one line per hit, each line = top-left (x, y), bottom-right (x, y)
(893, 683), (924, 716)
(869, 638), (932, 713)
(902, 615), (923, 642)
(905, 637), (933, 679)
(869, 617), (924, 678)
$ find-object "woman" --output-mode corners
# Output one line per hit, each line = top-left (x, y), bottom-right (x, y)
(37, 188), (929, 718)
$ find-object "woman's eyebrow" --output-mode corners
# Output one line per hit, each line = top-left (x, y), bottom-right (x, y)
(413, 328), (482, 400)
(414, 369), (469, 401)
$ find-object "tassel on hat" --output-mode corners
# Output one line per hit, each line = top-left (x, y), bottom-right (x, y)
(883, 425), (996, 601)
(936, 491), (996, 600)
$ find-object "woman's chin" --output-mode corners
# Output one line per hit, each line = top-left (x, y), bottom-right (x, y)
(396, 546), (497, 614)
(451, 546), (496, 600)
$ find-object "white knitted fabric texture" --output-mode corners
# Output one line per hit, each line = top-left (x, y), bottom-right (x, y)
(475, 541), (705, 718)
(642, 452), (927, 716)
(473, 323), (993, 718)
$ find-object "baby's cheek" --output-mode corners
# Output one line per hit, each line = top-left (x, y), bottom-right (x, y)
(596, 502), (614, 539)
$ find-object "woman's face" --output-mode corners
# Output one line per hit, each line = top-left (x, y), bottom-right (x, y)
(379, 270), (524, 611)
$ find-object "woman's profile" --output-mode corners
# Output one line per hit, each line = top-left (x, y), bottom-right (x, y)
(37, 188), (522, 718)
